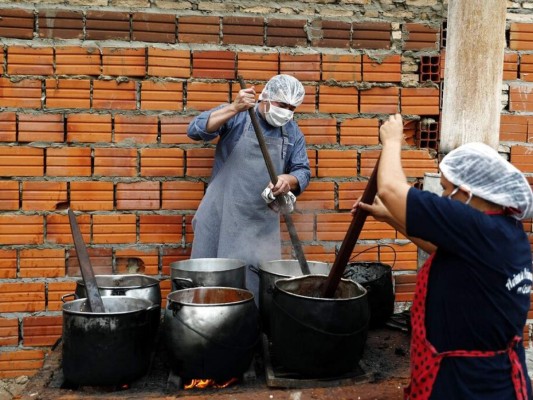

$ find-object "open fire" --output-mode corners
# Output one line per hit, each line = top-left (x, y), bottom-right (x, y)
(184, 377), (239, 390)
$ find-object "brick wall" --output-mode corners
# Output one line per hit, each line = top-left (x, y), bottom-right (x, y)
(0, 0), (532, 377)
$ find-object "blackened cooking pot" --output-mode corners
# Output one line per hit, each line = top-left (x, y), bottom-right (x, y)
(62, 296), (160, 386)
(169, 258), (246, 291)
(65, 274), (162, 306)
(256, 259), (330, 334)
(270, 275), (369, 378)
(344, 262), (394, 328)
(164, 287), (260, 381)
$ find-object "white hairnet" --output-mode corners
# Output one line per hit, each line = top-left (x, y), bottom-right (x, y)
(259, 74), (305, 107)
(439, 142), (533, 220)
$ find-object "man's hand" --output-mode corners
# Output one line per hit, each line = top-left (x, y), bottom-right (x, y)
(379, 113), (404, 146)
(231, 87), (256, 113)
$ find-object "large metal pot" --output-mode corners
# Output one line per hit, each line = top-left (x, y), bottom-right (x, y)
(344, 262), (394, 328)
(270, 275), (369, 378)
(66, 274), (162, 306)
(169, 258), (246, 291)
(257, 259), (330, 334)
(164, 287), (260, 381)
(62, 296), (160, 386)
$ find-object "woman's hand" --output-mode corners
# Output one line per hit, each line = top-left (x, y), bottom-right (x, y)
(352, 195), (393, 223)
(379, 113), (404, 146)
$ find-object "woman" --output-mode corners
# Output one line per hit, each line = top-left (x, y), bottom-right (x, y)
(354, 114), (533, 399)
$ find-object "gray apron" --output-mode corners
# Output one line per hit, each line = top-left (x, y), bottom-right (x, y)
(191, 114), (285, 299)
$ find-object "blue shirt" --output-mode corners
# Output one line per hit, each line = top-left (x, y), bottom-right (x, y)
(187, 105), (311, 195)
(406, 188), (532, 400)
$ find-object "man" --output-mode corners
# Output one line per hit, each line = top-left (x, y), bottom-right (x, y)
(187, 74), (311, 299)
(354, 114), (533, 399)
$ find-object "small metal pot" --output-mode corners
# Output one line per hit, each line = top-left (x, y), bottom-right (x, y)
(164, 287), (260, 381)
(169, 258), (246, 291)
(256, 259), (330, 334)
(62, 274), (162, 306)
(62, 296), (160, 386)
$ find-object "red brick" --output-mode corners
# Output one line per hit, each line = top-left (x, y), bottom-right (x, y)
(280, 213), (313, 242)
(395, 273), (417, 301)
(7, 46), (53, 75)
(338, 181), (368, 210)
(67, 113), (112, 143)
(39, 10), (83, 40)
(45, 213), (90, 245)
(404, 23), (439, 51)
(0, 350), (45, 378)
(236, 52), (278, 81)
(0, 282), (45, 313)
(192, 50), (236, 80)
(141, 80), (183, 111)
(298, 244), (336, 263)
(296, 84), (317, 114)
(19, 248), (65, 278)
(360, 87), (399, 114)
(361, 149), (438, 177)
(280, 54), (320, 82)
(161, 247), (190, 275)
(147, 48), (190, 78)
(22, 181), (67, 211)
(322, 54), (361, 82)
(362, 54), (401, 82)
(47, 281), (76, 311)
(0, 78), (42, 109)
(67, 247), (112, 276)
(310, 19), (351, 48)
(0, 181), (19, 211)
(114, 114), (158, 143)
(22, 316), (62, 347)
(86, 11), (130, 41)
(94, 147), (137, 177)
(116, 181), (160, 210)
(92, 214), (137, 244)
(162, 181), (204, 210)
(139, 215), (182, 243)
(499, 114), (532, 142)
(340, 118), (379, 145)
(140, 148), (184, 177)
(307, 149), (317, 178)
(504, 53), (518, 81)
(317, 149), (357, 178)
(18, 113), (64, 142)
(266, 19), (307, 47)
(352, 22), (391, 49)
(0, 249), (16, 279)
(45, 78), (91, 109)
(316, 213), (395, 241)
(46, 147), (91, 176)
(401, 87), (440, 115)
(510, 84), (533, 112)
(0, 147), (44, 177)
(102, 48), (146, 77)
(0, 318), (18, 346)
(160, 115), (195, 144)
(318, 85), (358, 114)
(296, 181), (335, 211)
(511, 145), (533, 173)
(0, 9), (34, 39)
(184, 214), (194, 244)
(0, 112), (16, 142)
(178, 15), (219, 44)
(186, 81), (229, 111)
(297, 118), (337, 145)
(115, 248), (159, 275)
(223, 16), (263, 46)
(70, 181), (114, 211)
(520, 54), (533, 82)
(93, 80), (137, 110)
(55, 46), (101, 76)
(186, 148), (215, 177)
(510, 23), (533, 51)
(419, 54), (441, 83)
(132, 12), (176, 43)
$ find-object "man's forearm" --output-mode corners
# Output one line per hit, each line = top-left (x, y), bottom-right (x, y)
(205, 104), (240, 133)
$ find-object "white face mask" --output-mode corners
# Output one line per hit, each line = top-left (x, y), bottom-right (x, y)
(265, 102), (294, 127)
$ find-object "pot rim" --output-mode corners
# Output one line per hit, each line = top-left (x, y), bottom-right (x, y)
(169, 258), (246, 272)
(167, 286), (254, 307)
(274, 275), (368, 302)
(75, 274), (160, 290)
(62, 295), (156, 316)
(258, 259), (330, 278)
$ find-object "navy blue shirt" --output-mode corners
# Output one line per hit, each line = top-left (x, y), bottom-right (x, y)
(406, 188), (532, 399)
(187, 105), (311, 195)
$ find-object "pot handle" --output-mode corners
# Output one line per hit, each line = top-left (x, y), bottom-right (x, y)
(111, 288), (127, 296)
(248, 265), (260, 275)
(61, 293), (77, 303)
(172, 277), (195, 291)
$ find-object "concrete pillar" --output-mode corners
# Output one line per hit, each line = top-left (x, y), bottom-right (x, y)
(439, 0), (507, 153)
